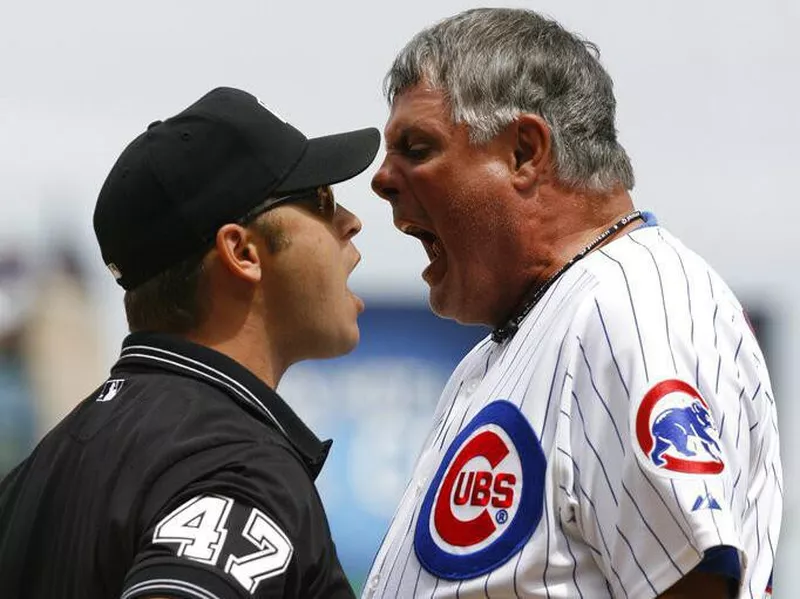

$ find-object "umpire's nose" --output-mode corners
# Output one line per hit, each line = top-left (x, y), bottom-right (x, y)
(335, 204), (362, 242)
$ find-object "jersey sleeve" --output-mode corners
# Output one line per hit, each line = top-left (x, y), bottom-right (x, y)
(121, 440), (354, 599)
(561, 272), (779, 598)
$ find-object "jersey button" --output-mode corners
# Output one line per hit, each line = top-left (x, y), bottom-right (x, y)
(364, 574), (380, 597)
(465, 379), (480, 395)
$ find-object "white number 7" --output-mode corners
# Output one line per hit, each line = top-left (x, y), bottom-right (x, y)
(153, 495), (294, 594)
(225, 509), (294, 592)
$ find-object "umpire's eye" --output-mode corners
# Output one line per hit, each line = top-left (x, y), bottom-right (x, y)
(290, 186), (336, 221)
(315, 186), (336, 221)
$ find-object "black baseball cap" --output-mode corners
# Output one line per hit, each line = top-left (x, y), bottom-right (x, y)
(94, 86), (380, 290)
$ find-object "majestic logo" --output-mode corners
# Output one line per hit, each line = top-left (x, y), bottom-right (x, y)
(414, 400), (546, 580)
(692, 493), (721, 511)
(634, 379), (724, 475)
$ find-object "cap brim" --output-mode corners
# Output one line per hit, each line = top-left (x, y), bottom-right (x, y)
(275, 127), (381, 193)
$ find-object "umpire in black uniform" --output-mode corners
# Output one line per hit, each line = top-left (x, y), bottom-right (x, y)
(0, 87), (379, 598)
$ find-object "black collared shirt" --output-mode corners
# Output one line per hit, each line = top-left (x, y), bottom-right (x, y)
(0, 332), (354, 599)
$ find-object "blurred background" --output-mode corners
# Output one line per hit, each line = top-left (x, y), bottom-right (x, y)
(0, 0), (796, 594)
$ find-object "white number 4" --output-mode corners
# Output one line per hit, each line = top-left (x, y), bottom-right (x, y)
(153, 495), (294, 594)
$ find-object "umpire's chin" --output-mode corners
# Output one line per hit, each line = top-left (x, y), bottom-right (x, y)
(303, 300), (363, 361)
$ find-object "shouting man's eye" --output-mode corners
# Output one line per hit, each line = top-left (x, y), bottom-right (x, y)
(406, 143), (431, 160)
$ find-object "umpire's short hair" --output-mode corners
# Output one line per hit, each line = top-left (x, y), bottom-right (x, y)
(123, 249), (209, 334)
(383, 7), (635, 193)
(124, 214), (288, 334)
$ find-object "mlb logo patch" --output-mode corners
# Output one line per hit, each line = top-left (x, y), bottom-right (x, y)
(96, 378), (125, 402)
(632, 379), (724, 476)
(414, 400), (546, 580)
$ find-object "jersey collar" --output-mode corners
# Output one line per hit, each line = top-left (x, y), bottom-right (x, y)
(113, 331), (331, 479)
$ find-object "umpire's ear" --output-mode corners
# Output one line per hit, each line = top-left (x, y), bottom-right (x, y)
(213, 223), (263, 284)
(509, 113), (552, 192)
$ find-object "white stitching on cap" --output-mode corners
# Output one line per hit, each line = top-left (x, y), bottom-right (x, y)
(255, 96), (288, 124)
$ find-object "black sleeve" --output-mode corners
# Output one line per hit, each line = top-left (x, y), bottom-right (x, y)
(121, 440), (354, 599)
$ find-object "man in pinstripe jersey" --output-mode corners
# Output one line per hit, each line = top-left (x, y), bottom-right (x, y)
(367, 8), (782, 599)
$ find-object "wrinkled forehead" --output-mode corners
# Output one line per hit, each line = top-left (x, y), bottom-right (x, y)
(384, 84), (454, 142)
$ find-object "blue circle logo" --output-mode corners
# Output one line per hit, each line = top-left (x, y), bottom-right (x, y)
(414, 400), (546, 580)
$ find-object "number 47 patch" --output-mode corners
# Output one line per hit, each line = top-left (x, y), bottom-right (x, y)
(153, 494), (294, 594)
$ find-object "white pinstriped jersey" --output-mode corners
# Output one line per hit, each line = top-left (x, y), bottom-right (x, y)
(363, 218), (782, 599)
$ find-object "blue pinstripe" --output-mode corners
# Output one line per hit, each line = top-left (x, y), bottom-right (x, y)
(771, 463), (783, 499)
(428, 574), (439, 598)
(505, 272), (593, 405)
(766, 528), (776, 594)
(629, 236), (678, 374)
(392, 504), (423, 595)
(577, 338), (626, 454)
(659, 231), (700, 386)
(482, 566), (491, 599)
(751, 436), (769, 577)
(598, 249), (649, 381)
(498, 273), (572, 370)
(570, 385), (619, 506)
(594, 299), (630, 399)
(412, 564), (423, 596)
(750, 381), (762, 402)
(632, 462), (697, 549)
(433, 382), (464, 449)
(559, 448), (628, 597)
(735, 387), (746, 448)
(542, 492), (552, 599)
(702, 480), (724, 544)
(730, 468), (742, 511)
(621, 482), (683, 575)
(669, 479), (703, 550)
(558, 484), (601, 556)
(562, 524), (585, 599)
(523, 332), (567, 428)
(733, 335), (744, 364)
(616, 526), (657, 595)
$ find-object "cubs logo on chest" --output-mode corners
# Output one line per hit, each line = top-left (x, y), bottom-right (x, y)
(414, 400), (546, 580)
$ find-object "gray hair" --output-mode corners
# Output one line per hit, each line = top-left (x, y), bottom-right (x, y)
(384, 8), (635, 192)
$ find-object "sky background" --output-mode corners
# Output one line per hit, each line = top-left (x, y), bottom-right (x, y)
(1, 0), (798, 592)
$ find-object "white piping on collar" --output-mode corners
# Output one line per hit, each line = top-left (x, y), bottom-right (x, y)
(119, 344), (288, 438)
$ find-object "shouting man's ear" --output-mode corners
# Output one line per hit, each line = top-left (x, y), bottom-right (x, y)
(511, 113), (552, 191)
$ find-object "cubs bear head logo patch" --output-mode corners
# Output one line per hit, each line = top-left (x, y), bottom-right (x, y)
(633, 379), (724, 476)
(414, 400), (546, 580)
